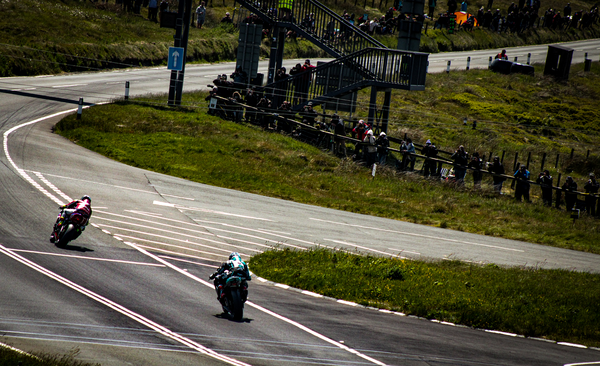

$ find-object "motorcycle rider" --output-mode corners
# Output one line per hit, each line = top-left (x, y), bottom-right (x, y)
(209, 252), (251, 301)
(50, 195), (92, 243)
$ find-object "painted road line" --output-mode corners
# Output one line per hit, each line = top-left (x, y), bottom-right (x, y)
(154, 200), (273, 221)
(93, 216), (262, 253)
(8, 248), (165, 267)
(311, 218), (524, 252)
(33, 171), (72, 202)
(123, 241), (388, 366)
(0, 244), (251, 366)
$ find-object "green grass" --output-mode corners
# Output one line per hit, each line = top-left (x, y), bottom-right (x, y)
(54, 64), (600, 254)
(0, 346), (99, 366)
(249, 247), (600, 347)
(1, 0), (600, 76)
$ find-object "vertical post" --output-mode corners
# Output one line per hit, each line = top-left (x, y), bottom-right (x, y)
(466, 56), (471, 70)
(514, 56), (518, 62)
(570, 148), (574, 159)
(541, 152), (546, 171)
(367, 87), (378, 127)
(527, 53), (531, 65)
(446, 60), (451, 73)
(501, 151), (505, 164)
(512, 152), (519, 171)
(381, 89), (392, 134)
(526, 151), (531, 169)
(488, 152), (493, 162)
(125, 81), (130, 100)
(76, 98), (83, 120)
(555, 153), (560, 168)
(488, 56), (492, 68)
(555, 173), (562, 209)
(587, 149), (590, 159)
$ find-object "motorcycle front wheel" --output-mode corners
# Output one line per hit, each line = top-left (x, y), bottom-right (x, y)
(56, 224), (76, 247)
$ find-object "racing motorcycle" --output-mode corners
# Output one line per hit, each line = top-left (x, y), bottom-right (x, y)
(51, 208), (88, 247)
(210, 270), (249, 321)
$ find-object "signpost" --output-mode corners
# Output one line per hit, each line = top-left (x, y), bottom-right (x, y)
(168, 47), (184, 71)
(167, 0), (192, 106)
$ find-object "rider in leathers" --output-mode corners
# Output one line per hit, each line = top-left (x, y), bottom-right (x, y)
(50, 195), (92, 243)
(210, 252), (251, 301)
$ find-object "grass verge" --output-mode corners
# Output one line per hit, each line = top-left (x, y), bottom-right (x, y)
(249, 247), (600, 347)
(0, 345), (99, 366)
(54, 65), (600, 254)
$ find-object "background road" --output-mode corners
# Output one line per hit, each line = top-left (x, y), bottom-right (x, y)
(1, 40), (599, 366)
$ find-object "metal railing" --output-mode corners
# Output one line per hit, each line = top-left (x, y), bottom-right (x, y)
(237, 0), (386, 57)
(265, 47), (428, 108)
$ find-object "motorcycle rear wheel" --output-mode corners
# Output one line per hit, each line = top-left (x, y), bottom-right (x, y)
(230, 289), (244, 321)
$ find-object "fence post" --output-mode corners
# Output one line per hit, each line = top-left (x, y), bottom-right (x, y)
(488, 56), (492, 68)
(570, 148), (574, 159)
(527, 53), (531, 65)
(526, 151), (531, 169)
(587, 149), (590, 159)
(541, 152), (546, 171)
(513, 152), (519, 171)
(76, 98), (83, 120)
(125, 81), (130, 100)
(446, 60), (451, 73)
(514, 57), (518, 62)
(555, 153), (560, 169)
(501, 151), (505, 164)
(466, 56), (471, 70)
(555, 173), (562, 209)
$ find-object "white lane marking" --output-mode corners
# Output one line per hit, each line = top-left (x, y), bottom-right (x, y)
(3, 110), (76, 206)
(301, 290), (323, 298)
(0, 244), (251, 366)
(158, 255), (218, 268)
(161, 193), (195, 201)
(337, 300), (358, 307)
(123, 241), (388, 366)
(154, 200), (273, 222)
(388, 248), (421, 255)
(125, 210), (163, 217)
(325, 239), (406, 258)
(557, 342), (588, 349)
(33, 171), (72, 202)
(94, 222), (252, 256)
(484, 330), (517, 337)
(311, 218), (524, 252)
(8, 249), (165, 267)
(114, 235), (229, 257)
(564, 362), (600, 366)
(93, 216), (262, 253)
(51, 84), (88, 88)
(24, 170), (161, 197)
(99, 210), (305, 250)
(135, 244), (220, 262)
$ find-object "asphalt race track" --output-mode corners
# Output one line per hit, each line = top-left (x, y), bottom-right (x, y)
(1, 41), (600, 365)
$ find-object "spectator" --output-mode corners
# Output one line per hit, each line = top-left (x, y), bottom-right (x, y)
(300, 102), (318, 126)
(363, 130), (378, 167)
(221, 12), (233, 24)
(279, 0), (293, 20)
(159, 0), (169, 23)
(562, 176), (578, 211)
(488, 156), (506, 193)
(244, 86), (260, 123)
(300, 59), (315, 104)
(421, 139), (438, 177)
(461, 0), (468, 12)
(584, 173), (599, 216)
(451, 145), (469, 183)
(401, 138), (416, 171)
(196, 1), (206, 29)
(332, 114), (347, 157)
(536, 170), (553, 206)
(352, 120), (367, 159)
(495, 49), (508, 60)
(514, 164), (531, 202)
(376, 132), (390, 165)
(148, 0), (158, 22)
(468, 152), (483, 187)
(447, 0), (458, 13)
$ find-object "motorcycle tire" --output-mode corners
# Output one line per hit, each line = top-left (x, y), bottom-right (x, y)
(230, 289), (244, 321)
(56, 224), (76, 247)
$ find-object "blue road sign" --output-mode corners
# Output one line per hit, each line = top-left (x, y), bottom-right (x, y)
(168, 47), (185, 71)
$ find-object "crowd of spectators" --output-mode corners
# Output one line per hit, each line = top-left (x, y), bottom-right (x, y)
(436, 0), (599, 33)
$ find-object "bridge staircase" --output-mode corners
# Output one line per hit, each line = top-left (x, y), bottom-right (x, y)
(236, 0), (428, 130)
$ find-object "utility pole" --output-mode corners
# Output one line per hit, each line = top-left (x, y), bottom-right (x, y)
(168, 0), (192, 106)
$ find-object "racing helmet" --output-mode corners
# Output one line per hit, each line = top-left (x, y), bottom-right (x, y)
(81, 195), (91, 203)
(229, 252), (241, 261)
